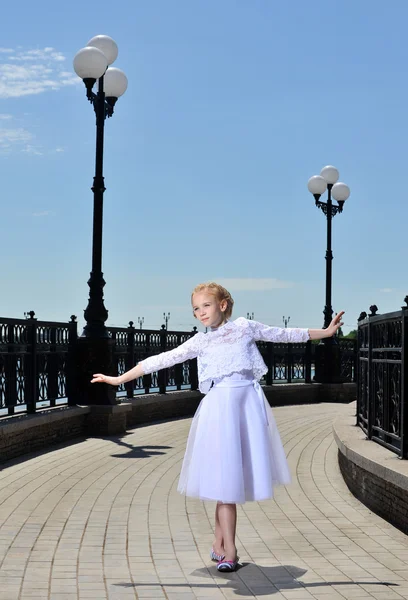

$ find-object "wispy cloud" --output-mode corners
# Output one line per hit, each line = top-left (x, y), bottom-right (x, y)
(379, 288), (394, 293)
(8, 48), (65, 62)
(216, 278), (294, 291)
(0, 116), (42, 155)
(0, 115), (67, 156)
(23, 144), (43, 156)
(0, 126), (33, 151)
(32, 211), (55, 217)
(0, 46), (78, 98)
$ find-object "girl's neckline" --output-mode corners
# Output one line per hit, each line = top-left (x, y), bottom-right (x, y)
(210, 319), (230, 332)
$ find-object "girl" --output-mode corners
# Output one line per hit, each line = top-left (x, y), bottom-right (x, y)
(91, 282), (344, 572)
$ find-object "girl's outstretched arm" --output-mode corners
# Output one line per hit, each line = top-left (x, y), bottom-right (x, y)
(91, 332), (201, 386)
(245, 311), (345, 343)
(91, 363), (144, 386)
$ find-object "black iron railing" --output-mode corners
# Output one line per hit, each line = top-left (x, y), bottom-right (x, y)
(338, 337), (358, 383)
(0, 315), (357, 418)
(257, 339), (312, 384)
(110, 324), (198, 397)
(357, 302), (408, 458)
(0, 315), (77, 416)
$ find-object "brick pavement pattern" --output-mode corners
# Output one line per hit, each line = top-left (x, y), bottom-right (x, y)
(1, 402), (408, 600)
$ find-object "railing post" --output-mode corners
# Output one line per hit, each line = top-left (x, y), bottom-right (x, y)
(189, 327), (199, 391)
(401, 298), (408, 458)
(356, 321), (361, 425)
(48, 326), (57, 408)
(356, 311), (367, 426)
(5, 321), (15, 416)
(353, 337), (358, 383)
(266, 343), (273, 385)
(287, 343), (292, 383)
(175, 333), (183, 390)
(126, 321), (135, 399)
(143, 333), (151, 394)
(67, 315), (78, 406)
(26, 313), (37, 414)
(305, 340), (312, 383)
(367, 305), (378, 440)
(158, 325), (167, 394)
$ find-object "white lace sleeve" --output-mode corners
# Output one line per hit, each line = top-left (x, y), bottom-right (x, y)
(139, 333), (201, 375)
(247, 319), (310, 343)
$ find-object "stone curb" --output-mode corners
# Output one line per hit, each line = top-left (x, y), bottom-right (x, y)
(332, 401), (408, 492)
(0, 405), (90, 436)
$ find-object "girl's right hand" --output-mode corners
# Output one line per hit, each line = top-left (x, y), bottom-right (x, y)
(91, 373), (120, 386)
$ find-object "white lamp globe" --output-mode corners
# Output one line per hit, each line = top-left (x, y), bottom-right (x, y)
(321, 165), (339, 185)
(73, 47), (108, 79)
(307, 175), (327, 196)
(104, 68), (128, 98)
(87, 35), (118, 65)
(332, 182), (350, 202)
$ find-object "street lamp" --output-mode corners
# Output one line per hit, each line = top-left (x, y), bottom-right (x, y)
(307, 165), (350, 383)
(283, 316), (290, 328)
(72, 35), (128, 405)
(138, 317), (145, 330)
(246, 312), (254, 320)
(163, 312), (170, 330)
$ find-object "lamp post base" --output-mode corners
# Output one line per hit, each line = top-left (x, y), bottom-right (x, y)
(69, 337), (117, 406)
(314, 340), (344, 384)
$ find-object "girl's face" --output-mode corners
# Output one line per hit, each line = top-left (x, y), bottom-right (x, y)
(192, 291), (227, 329)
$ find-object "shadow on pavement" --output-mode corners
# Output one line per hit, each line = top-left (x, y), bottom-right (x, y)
(109, 438), (172, 458)
(115, 563), (399, 596)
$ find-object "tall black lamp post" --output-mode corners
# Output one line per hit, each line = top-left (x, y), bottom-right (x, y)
(72, 35), (128, 405)
(307, 165), (350, 383)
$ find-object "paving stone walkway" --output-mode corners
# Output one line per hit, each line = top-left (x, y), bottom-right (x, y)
(1, 402), (408, 600)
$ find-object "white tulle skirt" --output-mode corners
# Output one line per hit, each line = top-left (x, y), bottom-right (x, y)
(177, 378), (291, 504)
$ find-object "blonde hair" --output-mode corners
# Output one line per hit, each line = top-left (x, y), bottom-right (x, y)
(191, 282), (234, 319)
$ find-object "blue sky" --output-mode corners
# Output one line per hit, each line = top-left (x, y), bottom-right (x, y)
(1, 0), (407, 334)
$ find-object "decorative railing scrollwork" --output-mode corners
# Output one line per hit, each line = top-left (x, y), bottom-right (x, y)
(357, 303), (408, 458)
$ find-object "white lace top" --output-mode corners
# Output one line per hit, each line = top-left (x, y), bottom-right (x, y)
(139, 317), (310, 394)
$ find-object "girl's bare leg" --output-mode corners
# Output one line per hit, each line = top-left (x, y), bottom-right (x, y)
(213, 501), (224, 555)
(217, 502), (237, 561)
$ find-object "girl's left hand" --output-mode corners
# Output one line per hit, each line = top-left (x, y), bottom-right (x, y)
(328, 311), (345, 336)
(91, 373), (119, 386)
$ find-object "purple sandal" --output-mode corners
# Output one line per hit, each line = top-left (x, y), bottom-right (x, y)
(217, 558), (238, 572)
(210, 548), (225, 561)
